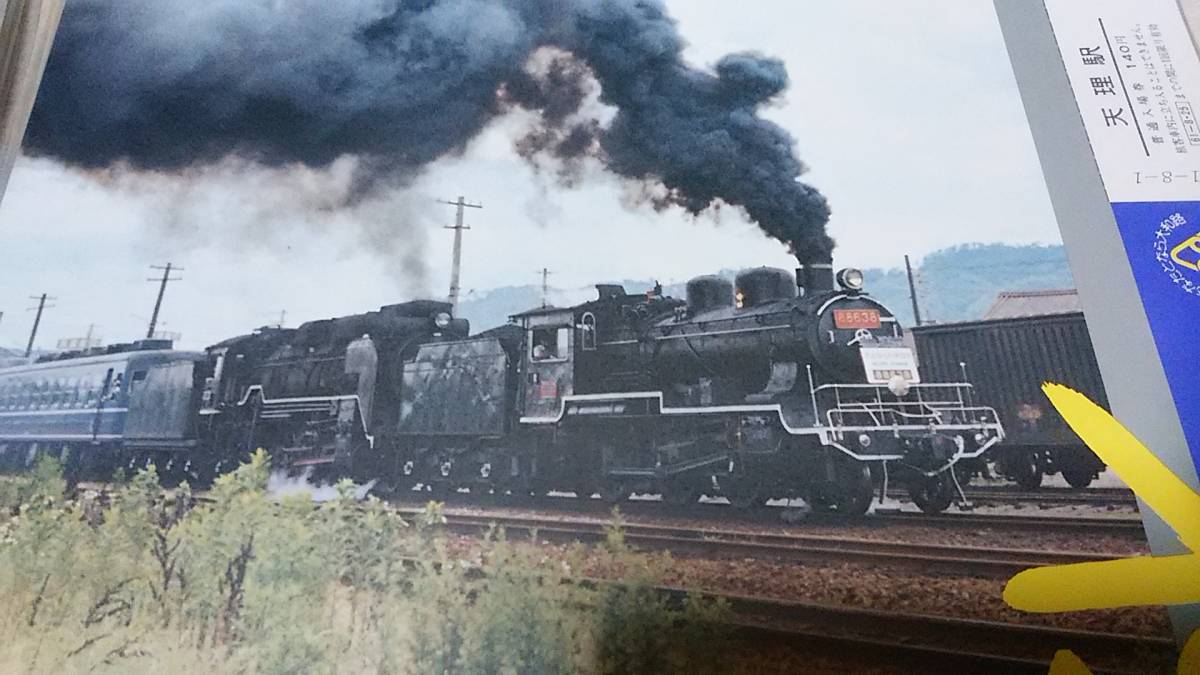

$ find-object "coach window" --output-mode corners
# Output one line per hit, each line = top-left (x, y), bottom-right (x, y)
(580, 313), (597, 351)
(67, 379), (79, 408)
(130, 370), (147, 394)
(85, 378), (99, 408)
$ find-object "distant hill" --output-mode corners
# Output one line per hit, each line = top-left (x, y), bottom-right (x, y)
(457, 243), (1075, 332)
(3, 244), (1074, 357)
(863, 243), (1073, 327)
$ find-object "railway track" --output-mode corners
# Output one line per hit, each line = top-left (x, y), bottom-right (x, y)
(401, 507), (1134, 579)
(864, 510), (1146, 536)
(705, 589), (1174, 674)
(76, 480), (1149, 538)
(887, 485), (1138, 507)
(413, 491), (1149, 537)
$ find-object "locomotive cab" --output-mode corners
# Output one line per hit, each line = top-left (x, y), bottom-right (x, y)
(513, 307), (577, 421)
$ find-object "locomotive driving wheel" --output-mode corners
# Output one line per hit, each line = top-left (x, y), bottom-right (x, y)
(810, 456), (873, 516)
(662, 479), (702, 507)
(727, 491), (768, 510)
(723, 475), (768, 510)
(599, 479), (630, 504)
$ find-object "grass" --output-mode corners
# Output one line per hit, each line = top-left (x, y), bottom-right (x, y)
(0, 451), (732, 674)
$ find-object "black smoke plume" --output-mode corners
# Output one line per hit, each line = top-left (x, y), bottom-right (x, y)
(25, 0), (832, 258)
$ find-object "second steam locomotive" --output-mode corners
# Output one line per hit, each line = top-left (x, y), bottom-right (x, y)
(0, 258), (1003, 514)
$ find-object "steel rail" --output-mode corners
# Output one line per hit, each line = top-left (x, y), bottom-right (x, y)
(407, 508), (1133, 579)
(887, 485), (1138, 507)
(698, 589), (1174, 674)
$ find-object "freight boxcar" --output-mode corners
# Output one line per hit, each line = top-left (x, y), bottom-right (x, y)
(910, 311), (1107, 489)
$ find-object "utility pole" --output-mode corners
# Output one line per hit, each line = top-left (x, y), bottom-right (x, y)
(25, 293), (54, 357)
(537, 268), (554, 308)
(438, 196), (482, 314)
(146, 263), (183, 339)
(904, 255), (924, 327)
(277, 309), (287, 328)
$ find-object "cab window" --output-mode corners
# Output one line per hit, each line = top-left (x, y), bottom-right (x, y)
(580, 313), (597, 351)
(530, 327), (569, 362)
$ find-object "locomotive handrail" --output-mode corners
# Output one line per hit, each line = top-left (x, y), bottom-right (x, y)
(812, 383), (983, 408)
(812, 377), (1003, 435)
(826, 405), (1002, 428)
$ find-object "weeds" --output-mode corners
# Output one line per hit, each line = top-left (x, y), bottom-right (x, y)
(0, 453), (732, 674)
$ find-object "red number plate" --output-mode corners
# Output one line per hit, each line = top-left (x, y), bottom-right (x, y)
(833, 309), (881, 329)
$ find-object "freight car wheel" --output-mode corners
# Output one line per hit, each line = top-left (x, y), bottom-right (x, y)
(1061, 466), (1095, 489)
(1006, 450), (1044, 491)
(907, 474), (954, 514)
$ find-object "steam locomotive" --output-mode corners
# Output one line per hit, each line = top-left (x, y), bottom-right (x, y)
(0, 259), (1004, 514)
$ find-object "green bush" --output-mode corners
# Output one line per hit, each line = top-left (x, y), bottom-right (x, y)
(0, 453), (732, 674)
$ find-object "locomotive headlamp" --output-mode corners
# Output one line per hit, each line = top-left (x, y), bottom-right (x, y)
(836, 268), (865, 292)
(433, 312), (453, 329)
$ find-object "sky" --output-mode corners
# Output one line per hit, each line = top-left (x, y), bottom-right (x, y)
(0, 0), (1061, 351)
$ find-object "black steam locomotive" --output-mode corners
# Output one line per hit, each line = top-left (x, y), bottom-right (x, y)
(0, 260), (1003, 514)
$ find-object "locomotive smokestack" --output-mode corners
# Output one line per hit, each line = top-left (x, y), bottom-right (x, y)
(796, 252), (834, 294)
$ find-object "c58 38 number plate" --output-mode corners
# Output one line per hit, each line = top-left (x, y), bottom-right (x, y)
(833, 308), (881, 329)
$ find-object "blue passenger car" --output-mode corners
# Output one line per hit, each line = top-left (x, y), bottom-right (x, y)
(0, 339), (208, 477)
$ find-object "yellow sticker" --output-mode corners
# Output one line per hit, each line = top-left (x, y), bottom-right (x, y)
(999, 383), (1200, 673)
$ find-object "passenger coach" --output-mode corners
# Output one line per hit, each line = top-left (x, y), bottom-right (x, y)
(0, 339), (208, 478)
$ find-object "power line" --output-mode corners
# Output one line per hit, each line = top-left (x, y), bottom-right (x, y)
(146, 263), (183, 339)
(25, 293), (56, 357)
(904, 255), (923, 326)
(438, 196), (482, 314)
(536, 268), (554, 308)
